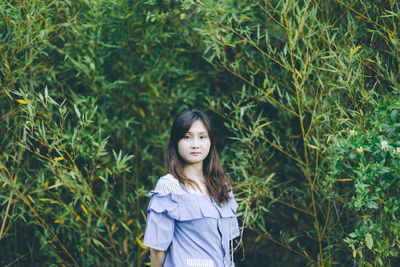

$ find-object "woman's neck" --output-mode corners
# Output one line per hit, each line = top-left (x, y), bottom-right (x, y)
(183, 162), (204, 183)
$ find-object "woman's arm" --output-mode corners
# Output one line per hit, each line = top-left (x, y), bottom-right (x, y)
(150, 248), (166, 267)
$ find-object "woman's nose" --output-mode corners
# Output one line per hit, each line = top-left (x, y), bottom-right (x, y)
(191, 138), (199, 148)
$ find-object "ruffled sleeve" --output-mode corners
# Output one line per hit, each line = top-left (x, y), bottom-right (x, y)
(143, 176), (241, 248)
(143, 202), (175, 251)
(146, 190), (180, 220)
(142, 176), (183, 251)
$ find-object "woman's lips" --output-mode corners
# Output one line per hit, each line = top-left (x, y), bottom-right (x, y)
(190, 152), (201, 155)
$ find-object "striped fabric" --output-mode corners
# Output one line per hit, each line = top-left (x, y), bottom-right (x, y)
(154, 174), (187, 195)
(144, 173), (239, 267)
(186, 258), (215, 267)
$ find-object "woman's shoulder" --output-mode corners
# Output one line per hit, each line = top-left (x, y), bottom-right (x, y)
(153, 173), (187, 195)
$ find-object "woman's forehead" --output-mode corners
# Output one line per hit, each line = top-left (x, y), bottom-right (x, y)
(187, 120), (208, 132)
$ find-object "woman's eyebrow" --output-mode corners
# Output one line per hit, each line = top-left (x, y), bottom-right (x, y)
(186, 131), (208, 134)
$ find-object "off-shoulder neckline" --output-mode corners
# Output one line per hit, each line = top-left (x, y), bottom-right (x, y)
(160, 173), (210, 196)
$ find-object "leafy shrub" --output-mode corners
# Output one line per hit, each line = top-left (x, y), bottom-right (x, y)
(329, 99), (400, 266)
(1, 0), (399, 266)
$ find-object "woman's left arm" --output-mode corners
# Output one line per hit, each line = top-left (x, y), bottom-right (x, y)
(150, 248), (166, 267)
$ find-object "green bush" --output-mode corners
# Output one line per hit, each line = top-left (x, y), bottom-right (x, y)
(331, 99), (400, 266)
(1, 0), (218, 265)
(181, 0), (400, 265)
(1, 0), (399, 266)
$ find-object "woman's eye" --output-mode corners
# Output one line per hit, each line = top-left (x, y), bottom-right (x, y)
(184, 135), (190, 139)
(200, 136), (206, 139)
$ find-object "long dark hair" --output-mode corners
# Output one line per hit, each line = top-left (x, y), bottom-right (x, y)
(165, 110), (230, 205)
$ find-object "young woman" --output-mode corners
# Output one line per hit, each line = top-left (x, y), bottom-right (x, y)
(143, 110), (240, 267)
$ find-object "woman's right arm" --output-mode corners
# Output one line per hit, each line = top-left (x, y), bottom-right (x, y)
(150, 248), (166, 267)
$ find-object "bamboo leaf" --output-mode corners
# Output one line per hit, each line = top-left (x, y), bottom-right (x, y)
(121, 221), (132, 233)
(17, 99), (28, 104)
(307, 144), (320, 151)
(351, 45), (362, 54)
(365, 233), (373, 250)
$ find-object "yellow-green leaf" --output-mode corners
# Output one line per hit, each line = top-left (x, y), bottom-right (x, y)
(351, 45), (362, 54)
(93, 238), (105, 248)
(307, 144), (320, 151)
(125, 11), (134, 18)
(121, 221), (132, 233)
(17, 99), (27, 104)
(303, 58), (308, 71)
(388, 32), (393, 44)
(264, 172), (275, 184)
(295, 69), (302, 78)
(136, 236), (147, 249)
(54, 218), (64, 224)
(53, 157), (65, 167)
(139, 108), (145, 118)
(255, 121), (272, 130)
(263, 78), (268, 89)
(337, 178), (353, 182)
(39, 198), (58, 204)
(328, 83), (339, 87)
(264, 87), (275, 97)
(184, 76), (195, 81)
(81, 204), (88, 215)
(365, 233), (373, 249)
(27, 195), (35, 203)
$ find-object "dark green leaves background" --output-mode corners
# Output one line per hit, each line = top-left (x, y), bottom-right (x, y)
(1, 0), (399, 266)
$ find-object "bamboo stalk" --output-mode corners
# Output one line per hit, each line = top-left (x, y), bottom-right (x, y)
(285, 1), (324, 264)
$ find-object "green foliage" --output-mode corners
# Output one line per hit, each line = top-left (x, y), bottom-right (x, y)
(1, 0), (399, 266)
(330, 99), (400, 265)
(180, 0), (400, 266)
(1, 0), (217, 265)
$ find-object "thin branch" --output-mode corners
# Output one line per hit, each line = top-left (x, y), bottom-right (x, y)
(285, 2), (324, 264)
(223, 66), (299, 117)
(4, 253), (29, 267)
(258, 191), (314, 216)
(16, 189), (79, 265)
(321, 200), (331, 239)
(231, 29), (293, 72)
(211, 108), (306, 166)
(255, 0), (287, 30)
(0, 173), (16, 240)
(335, 0), (384, 28)
(253, 229), (318, 264)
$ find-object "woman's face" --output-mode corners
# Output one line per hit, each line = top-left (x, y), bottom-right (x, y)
(177, 120), (211, 165)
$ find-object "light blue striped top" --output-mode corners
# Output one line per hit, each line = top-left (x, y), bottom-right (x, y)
(143, 174), (240, 267)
